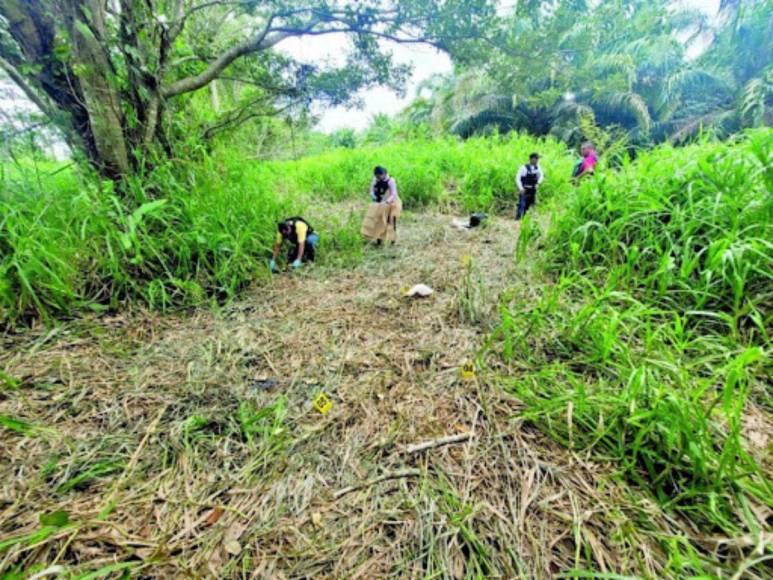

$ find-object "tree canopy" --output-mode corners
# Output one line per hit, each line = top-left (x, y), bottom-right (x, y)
(1, 0), (770, 174)
(0, 0), (498, 178)
(401, 0), (772, 145)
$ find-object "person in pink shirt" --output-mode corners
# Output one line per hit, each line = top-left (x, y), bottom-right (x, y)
(572, 141), (598, 182)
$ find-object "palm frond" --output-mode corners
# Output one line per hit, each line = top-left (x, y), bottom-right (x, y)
(739, 67), (773, 127)
(658, 67), (734, 119)
(667, 108), (738, 143)
(594, 91), (652, 133)
(449, 110), (523, 138)
(592, 54), (637, 89)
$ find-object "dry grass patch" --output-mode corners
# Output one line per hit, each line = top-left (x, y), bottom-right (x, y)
(0, 213), (735, 578)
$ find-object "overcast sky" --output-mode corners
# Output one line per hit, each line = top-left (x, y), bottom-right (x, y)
(279, 37), (452, 133)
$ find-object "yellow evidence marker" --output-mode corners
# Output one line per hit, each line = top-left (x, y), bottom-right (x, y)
(460, 361), (476, 381)
(313, 392), (333, 415)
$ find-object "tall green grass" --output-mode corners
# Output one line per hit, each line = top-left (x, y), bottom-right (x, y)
(547, 130), (772, 335)
(488, 129), (772, 576)
(0, 154), (290, 326)
(1, 132), (571, 327)
(269, 132), (574, 210)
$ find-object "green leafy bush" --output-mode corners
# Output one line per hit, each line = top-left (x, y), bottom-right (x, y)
(266, 133), (574, 210)
(487, 129), (772, 575)
(546, 130), (773, 330)
(0, 155), (291, 325)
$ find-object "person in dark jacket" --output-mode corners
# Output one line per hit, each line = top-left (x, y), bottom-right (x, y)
(515, 153), (544, 220)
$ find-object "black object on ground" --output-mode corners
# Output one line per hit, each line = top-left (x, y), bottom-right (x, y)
(469, 213), (488, 228)
(250, 378), (278, 391)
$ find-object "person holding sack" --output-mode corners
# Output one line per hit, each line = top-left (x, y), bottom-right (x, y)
(361, 166), (402, 245)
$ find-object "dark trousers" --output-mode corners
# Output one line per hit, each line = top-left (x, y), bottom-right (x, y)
(516, 188), (536, 220)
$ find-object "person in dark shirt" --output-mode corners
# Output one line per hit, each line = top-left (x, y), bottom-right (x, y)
(515, 153), (544, 220)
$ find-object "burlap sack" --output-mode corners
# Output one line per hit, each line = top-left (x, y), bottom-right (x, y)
(361, 198), (402, 241)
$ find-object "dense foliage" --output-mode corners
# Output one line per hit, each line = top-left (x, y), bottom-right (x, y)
(0, 132), (570, 327)
(0, 157), (288, 324)
(487, 128), (772, 575)
(271, 132), (574, 209)
(0, 0), (498, 178)
(404, 0), (772, 145)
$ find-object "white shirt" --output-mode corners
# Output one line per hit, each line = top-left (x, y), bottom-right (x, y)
(516, 164), (544, 190)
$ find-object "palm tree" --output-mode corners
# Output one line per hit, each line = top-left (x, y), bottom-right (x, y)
(398, 0), (771, 146)
(662, 0), (773, 141)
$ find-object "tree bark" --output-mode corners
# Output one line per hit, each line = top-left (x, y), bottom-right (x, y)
(0, 0), (128, 179)
(65, 0), (130, 176)
(210, 80), (221, 113)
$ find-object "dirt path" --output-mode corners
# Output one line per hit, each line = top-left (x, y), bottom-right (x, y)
(0, 213), (651, 578)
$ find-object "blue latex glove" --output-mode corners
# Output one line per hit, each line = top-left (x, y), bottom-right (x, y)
(269, 259), (277, 272)
(291, 259), (302, 269)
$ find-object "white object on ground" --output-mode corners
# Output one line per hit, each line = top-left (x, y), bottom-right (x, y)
(405, 284), (434, 298)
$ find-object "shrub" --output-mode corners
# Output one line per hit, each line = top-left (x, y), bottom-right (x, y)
(487, 129), (773, 574)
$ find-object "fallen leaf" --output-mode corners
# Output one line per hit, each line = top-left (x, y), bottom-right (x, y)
(311, 512), (322, 528)
(224, 539), (242, 556)
(224, 521), (246, 542)
(136, 547), (155, 561)
(39, 510), (69, 527)
(205, 507), (225, 526)
(208, 546), (224, 571)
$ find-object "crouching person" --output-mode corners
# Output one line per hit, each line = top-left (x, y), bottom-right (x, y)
(269, 217), (319, 272)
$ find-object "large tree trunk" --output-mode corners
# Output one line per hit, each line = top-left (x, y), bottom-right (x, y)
(65, 0), (130, 175)
(0, 0), (140, 179)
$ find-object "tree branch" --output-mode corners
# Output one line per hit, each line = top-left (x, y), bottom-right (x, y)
(162, 13), (280, 97)
(167, 54), (210, 68)
(0, 119), (50, 140)
(0, 55), (56, 119)
(202, 97), (299, 139)
(161, 5), (454, 99)
(168, 0), (273, 44)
